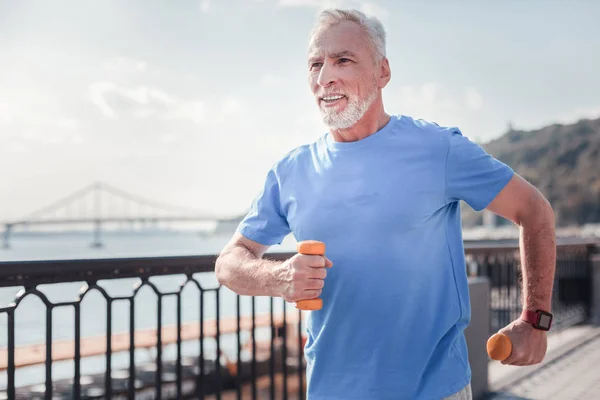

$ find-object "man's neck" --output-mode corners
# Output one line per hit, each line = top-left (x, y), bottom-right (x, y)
(329, 108), (391, 143)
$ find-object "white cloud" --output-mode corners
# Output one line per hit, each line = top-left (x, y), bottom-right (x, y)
(88, 81), (118, 118)
(358, 1), (388, 20)
(277, 0), (388, 19)
(165, 100), (206, 124)
(393, 83), (451, 112)
(88, 81), (179, 119)
(0, 98), (12, 125)
(132, 108), (156, 119)
(261, 74), (283, 88)
(389, 83), (485, 116)
(102, 57), (148, 74)
(54, 117), (80, 131)
(516, 104), (600, 132)
(465, 87), (483, 111)
(0, 86), (80, 140)
(86, 81), (258, 128)
(220, 97), (245, 116)
(384, 82), (489, 136)
(22, 129), (84, 145)
(88, 81), (208, 123)
(278, 0), (324, 7)
(5, 142), (31, 154)
(161, 132), (180, 144)
(555, 104), (600, 125)
(199, 0), (210, 13)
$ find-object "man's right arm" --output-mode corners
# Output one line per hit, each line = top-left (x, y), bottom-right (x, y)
(215, 232), (331, 301)
(215, 232), (283, 297)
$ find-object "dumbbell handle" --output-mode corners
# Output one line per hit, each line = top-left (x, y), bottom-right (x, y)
(487, 333), (513, 361)
(295, 240), (326, 311)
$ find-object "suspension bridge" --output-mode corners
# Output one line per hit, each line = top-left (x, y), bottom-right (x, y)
(1, 182), (242, 249)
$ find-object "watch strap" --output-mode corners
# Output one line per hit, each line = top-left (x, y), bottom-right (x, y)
(520, 310), (539, 324)
(520, 309), (553, 331)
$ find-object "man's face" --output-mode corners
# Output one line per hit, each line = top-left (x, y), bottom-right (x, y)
(308, 20), (382, 130)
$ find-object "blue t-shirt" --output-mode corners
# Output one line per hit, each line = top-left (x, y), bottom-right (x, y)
(237, 115), (514, 399)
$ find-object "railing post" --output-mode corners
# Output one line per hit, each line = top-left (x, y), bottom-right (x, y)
(589, 244), (600, 326)
(3, 223), (11, 249)
(465, 276), (490, 400)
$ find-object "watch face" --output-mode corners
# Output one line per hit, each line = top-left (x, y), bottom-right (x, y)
(538, 312), (552, 329)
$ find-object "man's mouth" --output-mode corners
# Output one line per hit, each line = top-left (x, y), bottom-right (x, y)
(320, 94), (346, 104)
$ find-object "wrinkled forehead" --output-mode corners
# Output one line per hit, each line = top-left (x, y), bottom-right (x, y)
(308, 21), (369, 60)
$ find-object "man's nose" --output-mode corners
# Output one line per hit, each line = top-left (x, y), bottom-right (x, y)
(317, 62), (337, 87)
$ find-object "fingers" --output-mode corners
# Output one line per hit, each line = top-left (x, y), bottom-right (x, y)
(302, 289), (322, 299)
(499, 343), (524, 365)
(502, 351), (544, 366)
(280, 253), (333, 303)
(301, 255), (333, 268)
(285, 288), (323, 303)
(502, 355), (540, 366)
(305, 277), (325, 290)
(308, 267), (327, 280)
(498, 331), (521, 365)
(291, 263), (327, 280)
(496, 322), (547, 366)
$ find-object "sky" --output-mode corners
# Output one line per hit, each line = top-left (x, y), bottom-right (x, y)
(1, 0), (599, 221)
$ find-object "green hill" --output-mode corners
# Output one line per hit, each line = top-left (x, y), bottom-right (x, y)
(462, 117), (600, 228)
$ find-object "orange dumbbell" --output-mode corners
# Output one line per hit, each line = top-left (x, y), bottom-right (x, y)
(295, 240), (327, 311)
(487, 333), (512, 361)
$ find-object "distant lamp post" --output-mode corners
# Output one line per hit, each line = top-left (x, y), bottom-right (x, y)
(483, 210), (497, 228)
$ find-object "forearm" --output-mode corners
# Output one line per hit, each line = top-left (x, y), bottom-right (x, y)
(215, 244), (283, 298)
(518, 201), (556, 312)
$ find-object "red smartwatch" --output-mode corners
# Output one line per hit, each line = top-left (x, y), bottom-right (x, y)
(520, 309), (553, 331)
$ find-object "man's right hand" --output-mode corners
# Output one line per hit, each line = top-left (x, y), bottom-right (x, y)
(275, 253), (333, 303)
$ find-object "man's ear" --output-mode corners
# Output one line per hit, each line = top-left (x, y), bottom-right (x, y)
(379, 57), (391, 87)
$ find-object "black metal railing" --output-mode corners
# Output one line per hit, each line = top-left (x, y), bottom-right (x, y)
(0, 240), (598, 399)
(0, 254), (307, 400)
(466, 241), (596, 334)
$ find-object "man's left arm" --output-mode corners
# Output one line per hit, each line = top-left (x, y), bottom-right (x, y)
(486, 173), (557, 365)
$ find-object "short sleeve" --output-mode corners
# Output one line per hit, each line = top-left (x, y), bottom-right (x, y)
(445, 127), (514, 211)
(236, 164), (292, 246)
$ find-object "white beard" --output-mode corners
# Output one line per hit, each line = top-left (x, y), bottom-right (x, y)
(319, 86), (378, 130)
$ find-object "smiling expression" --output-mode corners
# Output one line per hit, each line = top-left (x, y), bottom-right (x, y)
(308, 20), (382, 130)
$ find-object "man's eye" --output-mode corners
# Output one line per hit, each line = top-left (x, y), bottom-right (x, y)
(311, 63), (322, 70)
(338, 58), (351, 63)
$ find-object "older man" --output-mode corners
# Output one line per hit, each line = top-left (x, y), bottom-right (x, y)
(216, 8), (556, 400)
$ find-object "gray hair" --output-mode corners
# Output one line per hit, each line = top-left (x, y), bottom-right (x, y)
(309, 8), (387, 62)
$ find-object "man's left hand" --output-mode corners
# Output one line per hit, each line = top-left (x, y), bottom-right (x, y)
(498, 318), (548, 366)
